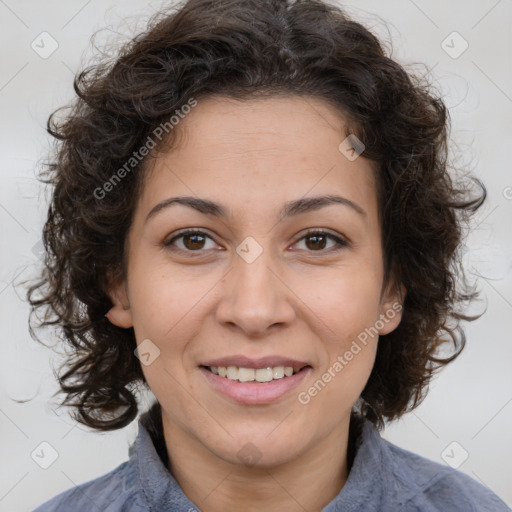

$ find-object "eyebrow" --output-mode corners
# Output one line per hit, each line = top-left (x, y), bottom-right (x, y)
(145, 194), (366, 224)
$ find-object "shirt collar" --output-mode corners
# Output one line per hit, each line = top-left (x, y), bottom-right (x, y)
(322, 419), (385, 511)
(130, 409), (385, 511)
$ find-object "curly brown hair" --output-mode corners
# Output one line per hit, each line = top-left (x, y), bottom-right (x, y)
(27, 0), (485, 431)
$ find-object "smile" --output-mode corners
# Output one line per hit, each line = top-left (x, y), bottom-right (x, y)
(207, 365), (306, 383)
(200, 365), (312, 405)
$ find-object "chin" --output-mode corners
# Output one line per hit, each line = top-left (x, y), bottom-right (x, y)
(210, 436), (304, 470)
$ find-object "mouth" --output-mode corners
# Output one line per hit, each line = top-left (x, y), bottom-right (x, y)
(200, 364), (311, 383)
(199, 364), (313, 405)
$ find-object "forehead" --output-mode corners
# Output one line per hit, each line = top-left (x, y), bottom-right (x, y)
(137, 95), (378, 221)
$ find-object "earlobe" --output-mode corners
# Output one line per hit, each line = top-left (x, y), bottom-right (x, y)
(378, 282), (406, 335)
(105, 280), (134, 329)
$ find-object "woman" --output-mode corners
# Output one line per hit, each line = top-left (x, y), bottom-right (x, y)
(28, 0), (509, 510)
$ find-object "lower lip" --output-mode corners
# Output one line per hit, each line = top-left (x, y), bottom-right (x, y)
(200, 366), (312, 405)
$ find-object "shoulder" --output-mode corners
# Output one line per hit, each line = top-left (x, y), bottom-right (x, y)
(32, 456), (144, 512)
(32, 406), (170, 512)
(377, 431), (510, 511)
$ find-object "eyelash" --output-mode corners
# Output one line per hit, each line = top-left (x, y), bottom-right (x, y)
(163, 228), (348, 256)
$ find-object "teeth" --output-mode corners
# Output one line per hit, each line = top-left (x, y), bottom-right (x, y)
(255, 367), (273, 382)
(238, 367), (255, 382)
(209, 365), (299, 382)
(226, 366), (238, 380)
(272, 366), (284, 379)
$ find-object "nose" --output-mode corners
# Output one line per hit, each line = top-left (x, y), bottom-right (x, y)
(215, 245), (296, 337)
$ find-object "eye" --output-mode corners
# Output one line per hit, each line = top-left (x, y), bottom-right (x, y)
(293, 229), (348, 253)
(163, 228), (348, 256)
(163, 229), (218, 254)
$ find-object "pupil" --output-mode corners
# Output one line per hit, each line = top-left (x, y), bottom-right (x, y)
(185, 233), (204, 250)
(306, 234), (326, 250)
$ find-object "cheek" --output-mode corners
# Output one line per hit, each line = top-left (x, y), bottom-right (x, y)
(299, 267), (381, 392)
(127, 260), (213, 340)
(300, 266), (382, 342)
(126, 263), (220, 403)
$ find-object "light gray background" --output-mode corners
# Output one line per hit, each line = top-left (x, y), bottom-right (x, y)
(0, 1), (511, 510)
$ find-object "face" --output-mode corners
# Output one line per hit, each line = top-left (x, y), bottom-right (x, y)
(107, 95), (403, 468)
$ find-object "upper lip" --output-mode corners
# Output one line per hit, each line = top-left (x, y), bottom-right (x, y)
(201, 355), (311, 373)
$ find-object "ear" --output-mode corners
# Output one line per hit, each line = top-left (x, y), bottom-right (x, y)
(105, 278), (134, 329)
(378, 280), (406, 335)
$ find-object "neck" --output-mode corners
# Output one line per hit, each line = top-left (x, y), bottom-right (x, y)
(147, 405), (360, 512)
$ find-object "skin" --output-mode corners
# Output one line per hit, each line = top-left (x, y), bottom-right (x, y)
(106, 95), (404, 512)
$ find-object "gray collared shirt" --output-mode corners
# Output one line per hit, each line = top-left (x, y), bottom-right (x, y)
(33, 415), (510, 511)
